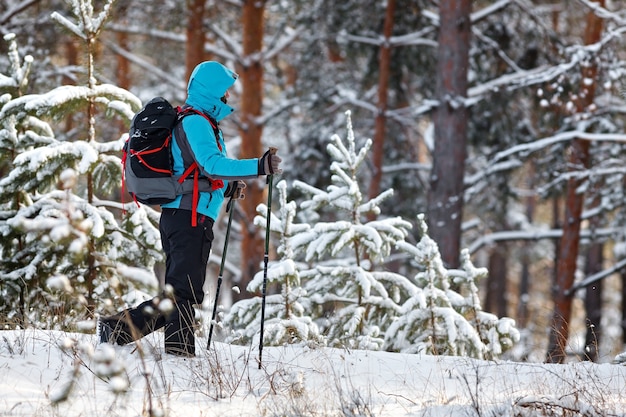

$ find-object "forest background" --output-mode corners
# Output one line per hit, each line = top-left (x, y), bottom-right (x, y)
(2, 0), (626, 365)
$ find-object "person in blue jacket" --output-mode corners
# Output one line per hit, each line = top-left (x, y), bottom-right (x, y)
(99, 61), (282, 357)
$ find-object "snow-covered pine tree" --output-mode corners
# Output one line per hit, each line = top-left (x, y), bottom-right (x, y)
(453, 248), (520, 359)
(224, 180), (324, 346)
(0, 33), (38, 326)
(0, 0), (160, 330)
(292, 110), (413, 350)
(387, 214), (519, 359)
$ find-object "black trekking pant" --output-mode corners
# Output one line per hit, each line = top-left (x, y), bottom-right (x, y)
(104, 209), (214, 356)
(160, 208), (214, 305)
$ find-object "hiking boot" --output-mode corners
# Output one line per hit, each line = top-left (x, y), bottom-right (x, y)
(97, 318), (113, 344)
(164, 300), (196, 357)
(97, 317), (134, 345)
(97, 299), (168, 346)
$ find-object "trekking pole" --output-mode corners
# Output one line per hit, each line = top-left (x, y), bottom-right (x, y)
(258, 147), (277, 369)
(207, 196), (236, 350)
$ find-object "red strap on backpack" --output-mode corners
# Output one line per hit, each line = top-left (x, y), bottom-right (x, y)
(176, 164), (224, 227)
(178, 161), (200, 226)
(120, 143), (140, 214)
(122, 105), (225, 226)
(176, 107), (225, 226)
(121, 146), (127, 214)
(130, 136), (172, 174)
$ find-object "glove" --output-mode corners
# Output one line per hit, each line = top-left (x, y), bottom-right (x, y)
(224, 180), (246, 200)
(259, 150), (282, 175)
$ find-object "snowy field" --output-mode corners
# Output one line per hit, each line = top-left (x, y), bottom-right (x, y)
(1, 329), (626, 416)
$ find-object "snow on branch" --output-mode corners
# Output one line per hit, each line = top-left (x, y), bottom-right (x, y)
(467, 226), (619, 254)
(51, 0), (115, 39)
(225, 180), (323, 347)
(1, 33), (32, 90)
(468, 24), (626, 104)
(50, 11), (86, 40)
(390, 214), (519, 358)
(338, 29), (437, 48)
(264, 27), (299, 61)
(207, 23), (243, 58)
(493, 131), (626, 163)
(105, 23), (185, 42)
(465, 131), (626, 192)
(101, 39), (187, 92)
(567, 256), (626, 295)
(423, 0), (512, 26)
(0, 84), (141, 121)
(577, 0), (626, 25)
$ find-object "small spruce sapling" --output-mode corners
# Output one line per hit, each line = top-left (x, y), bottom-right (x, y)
(293, 110), (412, 350)
(388, 214), (519, 359)
(454, 248), (521, 359)
(224, 180), (324, 346)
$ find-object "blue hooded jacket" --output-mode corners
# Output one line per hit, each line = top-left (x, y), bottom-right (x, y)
(162, 61), (260, 221)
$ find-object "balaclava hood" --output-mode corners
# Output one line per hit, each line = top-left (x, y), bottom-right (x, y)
(186, 61), (238, 122)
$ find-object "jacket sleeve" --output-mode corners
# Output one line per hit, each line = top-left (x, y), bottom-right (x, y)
(181, 115), (260, 180)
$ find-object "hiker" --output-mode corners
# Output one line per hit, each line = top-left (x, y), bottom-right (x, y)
(99, 61), (282, 357)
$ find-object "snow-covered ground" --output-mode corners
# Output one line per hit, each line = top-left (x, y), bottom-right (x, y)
(1, 329), (626, 417)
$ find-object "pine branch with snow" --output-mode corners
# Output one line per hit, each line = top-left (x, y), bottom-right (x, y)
(0, 33), (31, 92)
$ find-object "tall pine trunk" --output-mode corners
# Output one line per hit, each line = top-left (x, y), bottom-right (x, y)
(185, 0), (206, 81)
(546, 0), (603, 363)
(583, 239), (603, 362)
(427, 0), (471, 268)
(368, 0), (395, 205)
(237, 0), (266, 301)
(486, 244), (508, 317)
(116, 32), (131, 91)
(622, 270), (626, 347)
(518, 162), (536, 328)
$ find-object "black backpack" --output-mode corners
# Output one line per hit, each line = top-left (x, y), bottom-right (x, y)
(122, 97), (224, 223)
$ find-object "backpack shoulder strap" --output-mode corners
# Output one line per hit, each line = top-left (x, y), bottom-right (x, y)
(172, 106), (225, 227)
(173, 106), (223, 169)
(177, 106), (222, 152)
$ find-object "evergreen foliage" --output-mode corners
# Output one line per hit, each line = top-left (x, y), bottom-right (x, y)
(389, 215), (520, 358)
(224, 112), (518, 359)
(0, 3), (159, 329)
(292, 111), (412, 350)
(224, 180), (323, 347)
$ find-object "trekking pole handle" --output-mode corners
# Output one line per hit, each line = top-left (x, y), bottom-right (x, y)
(267, 147), (278, 182)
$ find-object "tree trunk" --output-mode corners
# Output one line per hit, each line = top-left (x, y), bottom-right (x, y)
(64, 39), (78, 132)
(545, 121), (590, 364)
(427, 0), (471, 269)
(185, 0), (206, 81)
(237, 0), (266, 301)
(583, 187), (603, 362)
(486, 244), (507, 318)
(116, 32), (131, 90)
(518, 163), (536, 328)
(368, 0), (395, 205)
(583, 240), (603, 362)
(546, 0), (603, 363)
(622, 269), (626, 346)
